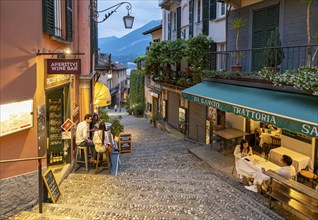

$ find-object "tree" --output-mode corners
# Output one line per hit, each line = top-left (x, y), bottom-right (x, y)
(231, 16), (247, 65)
(299, 0), (318, 66)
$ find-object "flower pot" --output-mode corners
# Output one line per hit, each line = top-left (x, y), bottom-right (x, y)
(231, 65), (242, 72)
(265, 66), (280, 72)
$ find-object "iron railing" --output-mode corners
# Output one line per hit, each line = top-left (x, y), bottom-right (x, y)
(207, 44), (318, 73)
(0, 157), (46, 214)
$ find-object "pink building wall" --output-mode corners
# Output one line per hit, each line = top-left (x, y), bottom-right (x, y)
(0, 0), (92, 179)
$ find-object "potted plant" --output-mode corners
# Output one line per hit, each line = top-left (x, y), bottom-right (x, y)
(264, 27), (284, 71)
(231, 16), (247, 72)
(152, 112), (158, 128)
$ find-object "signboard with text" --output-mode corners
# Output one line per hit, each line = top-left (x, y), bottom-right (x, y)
(46, 59), (81, 74)
(61, 119), (74, 131)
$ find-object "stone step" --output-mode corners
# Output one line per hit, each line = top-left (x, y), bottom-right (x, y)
(58, 174), (279, 219)
(9, 211), (79, 220)
(32, 203), (202, 220)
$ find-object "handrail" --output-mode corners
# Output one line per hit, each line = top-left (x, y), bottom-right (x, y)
(0, 156), (45, 214)
(0, 156), (45, 163)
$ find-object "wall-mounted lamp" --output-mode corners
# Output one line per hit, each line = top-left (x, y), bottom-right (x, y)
(36, 47), (85, 57)
(92, 1), (134, 29)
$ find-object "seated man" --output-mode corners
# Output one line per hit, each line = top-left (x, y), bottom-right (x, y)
(245, 154), (296, 192)
(76, 114), (97, 163)
(276, 154), (296, 179)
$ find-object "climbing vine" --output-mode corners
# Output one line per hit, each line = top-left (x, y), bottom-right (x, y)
(128, 70), (145, 116)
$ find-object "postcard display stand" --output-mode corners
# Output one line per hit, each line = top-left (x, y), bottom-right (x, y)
(118, 133), (132, 153)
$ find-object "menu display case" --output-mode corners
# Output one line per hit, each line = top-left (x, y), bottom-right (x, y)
(47, 93), (65, 165)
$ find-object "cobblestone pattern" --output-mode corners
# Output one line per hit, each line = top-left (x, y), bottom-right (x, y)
(1, 170), (38, 219)
(10, 115), (303, 219)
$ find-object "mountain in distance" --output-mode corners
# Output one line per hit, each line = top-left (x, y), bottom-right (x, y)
(99, 20), (161, 66)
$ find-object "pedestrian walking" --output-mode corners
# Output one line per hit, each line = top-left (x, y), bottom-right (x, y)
(114, 104), (118, 112)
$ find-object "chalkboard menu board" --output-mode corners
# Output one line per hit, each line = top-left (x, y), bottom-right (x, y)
(119, 133), (132, 153)
(42, 169), (61, 203)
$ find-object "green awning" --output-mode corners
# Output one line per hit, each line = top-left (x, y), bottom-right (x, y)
(181, 82), (318, 138)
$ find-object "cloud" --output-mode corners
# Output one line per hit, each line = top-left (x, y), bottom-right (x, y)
(98, 0), (162, 38)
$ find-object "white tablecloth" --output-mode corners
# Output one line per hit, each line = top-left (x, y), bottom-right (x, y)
(236, 155), (281, 183)
(269, 147), (313, 172)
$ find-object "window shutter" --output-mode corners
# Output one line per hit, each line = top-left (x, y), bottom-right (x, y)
(209, 0), (216, 20)
(209, 42), (217, 70)
(177, 7), (181, 39)
(202, 0), (209, 35)
(65, 0), (73, 41)
(43, 0), (55, 35)
(168, 12), (172, 40)
(189, 0), (194, 38)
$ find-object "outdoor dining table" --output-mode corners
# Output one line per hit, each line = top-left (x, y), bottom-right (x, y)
(214, 128), (249, 154)
(269, 146), (313, 173)
(236, 154), (281, 185)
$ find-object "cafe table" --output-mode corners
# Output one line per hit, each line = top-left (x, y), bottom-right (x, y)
(214, 128), (249, 154)
(236, 155), (281, 184)
(269, 146), (313, 173)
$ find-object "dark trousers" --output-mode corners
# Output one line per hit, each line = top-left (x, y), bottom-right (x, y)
(78, 141), (96, 158)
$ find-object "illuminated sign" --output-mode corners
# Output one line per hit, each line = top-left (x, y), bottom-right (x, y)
(46, 59), (81, 74)
(0, 100), (33, 137)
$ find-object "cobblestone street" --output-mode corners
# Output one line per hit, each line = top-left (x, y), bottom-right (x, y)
(11, 113), (304, 219)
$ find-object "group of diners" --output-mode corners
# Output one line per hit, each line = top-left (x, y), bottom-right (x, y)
(75, 113), (115, 165)
(233, 139), (317, 193)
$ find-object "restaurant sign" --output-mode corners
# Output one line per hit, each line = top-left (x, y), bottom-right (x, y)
(46, 59), (81, 74)
(182, 93), (318, 138)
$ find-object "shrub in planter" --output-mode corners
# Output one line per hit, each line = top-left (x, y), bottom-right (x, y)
(264, 27), (284, 70)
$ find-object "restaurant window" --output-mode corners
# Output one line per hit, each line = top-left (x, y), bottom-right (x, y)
(147, 102), (152, 112)
(162, 100), (166, 119)
(179, 107), (186, 133)
(43, 0), (73, 41)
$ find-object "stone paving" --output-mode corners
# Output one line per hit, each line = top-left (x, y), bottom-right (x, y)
(10, 113), (305, 220)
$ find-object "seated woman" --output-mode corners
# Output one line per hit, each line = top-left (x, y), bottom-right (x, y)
(234, 139), (253, 182)
(93, 122), (114, 165)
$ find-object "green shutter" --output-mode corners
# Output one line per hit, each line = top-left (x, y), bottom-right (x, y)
(177, 7), (181, 38)
(65, 0), (72, 41)
(202, 0), (209, 35)
(209, 0), (216, 20)
(189, 0), (194, 38)
(43, 0), (55, 35)
(252, 4), (279, 70)
(209, 42), (217, 69)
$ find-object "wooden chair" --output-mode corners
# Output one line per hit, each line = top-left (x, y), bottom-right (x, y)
(95, 152), (111, 174)
(270, 136), (281, 149)
(299, 169), (318, 189)
(75, 146), (89, 172)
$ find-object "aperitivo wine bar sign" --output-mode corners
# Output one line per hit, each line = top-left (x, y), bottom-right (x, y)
(46, 59), (81, 74)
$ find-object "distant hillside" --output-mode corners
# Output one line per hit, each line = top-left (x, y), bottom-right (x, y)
(99, 20), (161, 66)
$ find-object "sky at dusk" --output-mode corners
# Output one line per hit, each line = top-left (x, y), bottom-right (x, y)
(98, 0), (162, 38)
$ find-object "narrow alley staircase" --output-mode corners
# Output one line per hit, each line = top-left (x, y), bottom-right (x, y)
(10, 116), (298, 220)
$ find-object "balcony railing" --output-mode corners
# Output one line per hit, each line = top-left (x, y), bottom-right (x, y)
(207, 44), (318, 73)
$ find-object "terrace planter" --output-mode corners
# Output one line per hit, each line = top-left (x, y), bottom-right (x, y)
(231, 65), (242, 72)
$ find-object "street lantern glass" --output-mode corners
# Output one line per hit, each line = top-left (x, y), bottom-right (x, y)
(123, 15), (134, 29)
